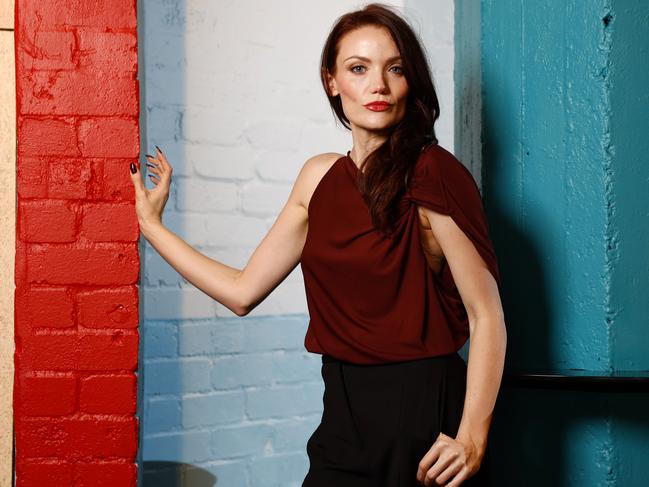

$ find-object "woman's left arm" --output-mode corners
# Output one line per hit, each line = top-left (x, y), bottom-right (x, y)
(416, 207), (507, 487)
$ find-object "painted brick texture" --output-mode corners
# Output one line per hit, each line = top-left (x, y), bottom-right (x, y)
(14, 1), (140, 486)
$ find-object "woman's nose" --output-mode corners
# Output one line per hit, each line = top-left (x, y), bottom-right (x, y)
(370, 71), (387, 93)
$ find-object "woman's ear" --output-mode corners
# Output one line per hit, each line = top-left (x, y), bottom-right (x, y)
(326, 71), (339, 97)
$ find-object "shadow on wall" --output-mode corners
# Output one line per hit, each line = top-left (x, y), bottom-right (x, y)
(143, 461), (216, 486)
(137, 0), (186, 481)
(483, 92), (568, 487)
(475, 4), (556, 481)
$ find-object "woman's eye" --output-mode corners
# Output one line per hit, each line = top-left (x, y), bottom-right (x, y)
(349, 65), (403, 74)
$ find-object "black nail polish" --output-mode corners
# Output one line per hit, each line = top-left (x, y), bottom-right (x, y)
(130, 162), (137, 174)
(146, 153), (154, 158)
(155, 145), (163, 153)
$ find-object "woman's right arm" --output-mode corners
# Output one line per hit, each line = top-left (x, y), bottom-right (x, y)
(130, 147), (326, 317)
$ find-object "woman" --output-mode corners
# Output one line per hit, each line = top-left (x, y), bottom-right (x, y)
(130, 3), (506, 486)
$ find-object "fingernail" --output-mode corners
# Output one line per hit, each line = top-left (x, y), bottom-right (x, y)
(145, 153), (154, 158)
(130, 162), (137, 174)
(155, 145), (163, 153)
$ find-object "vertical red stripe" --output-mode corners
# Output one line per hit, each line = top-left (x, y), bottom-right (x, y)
(14, 1), (140, 485)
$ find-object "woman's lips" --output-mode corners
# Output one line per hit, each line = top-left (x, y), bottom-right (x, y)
(364, 102), (392, 112)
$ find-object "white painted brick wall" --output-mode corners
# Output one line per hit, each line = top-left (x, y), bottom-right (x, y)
(140, 1), (455, 484)
(142, 0), (454, 319)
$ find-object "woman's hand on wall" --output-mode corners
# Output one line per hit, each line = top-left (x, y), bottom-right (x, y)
(129, 145), (171, 229)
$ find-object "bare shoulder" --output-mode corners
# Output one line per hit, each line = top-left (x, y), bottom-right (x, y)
(292, 152), (346, 213)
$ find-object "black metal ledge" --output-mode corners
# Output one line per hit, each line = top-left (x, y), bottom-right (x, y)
(502, 369), (649, 392)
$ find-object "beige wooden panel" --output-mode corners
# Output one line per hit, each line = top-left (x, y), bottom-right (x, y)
(0, 0), (13, 29)
(0, 12), (16, 487)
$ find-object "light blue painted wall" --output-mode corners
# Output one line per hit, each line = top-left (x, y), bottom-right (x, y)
(140, 317), (322, 485)
(460, 0), (649, 484)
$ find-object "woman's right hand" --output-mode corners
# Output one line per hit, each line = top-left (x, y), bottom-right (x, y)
(129, 145), (172, 228)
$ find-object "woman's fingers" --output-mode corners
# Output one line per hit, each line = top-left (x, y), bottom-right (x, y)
(146, 163), (161, 176)
(145, 147), (172, 178)
(440, 465), (469, 487)
(145, 153), (165, 174)
(430, 455), (463, 486)
(417, 433), (477, 487)
(148, 172), (161, 186)
(129, 156), (171, 226)
(129, 162), (147, 195)
(423, 455), (457, 486)
(417, 446), (440, 484)
(155, 145), (173, 174)
(143, 146), (173, 192)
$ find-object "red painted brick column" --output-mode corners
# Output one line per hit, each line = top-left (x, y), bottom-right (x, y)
(14, 1), (141, 485)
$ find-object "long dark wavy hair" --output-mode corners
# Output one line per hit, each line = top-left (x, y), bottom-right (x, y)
(319, 3), (440, 237)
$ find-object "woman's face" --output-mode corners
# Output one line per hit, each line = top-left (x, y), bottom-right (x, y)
(328, 25), (409, 134)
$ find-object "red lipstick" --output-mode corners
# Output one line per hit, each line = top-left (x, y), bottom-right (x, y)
(364, 101), (392, 112)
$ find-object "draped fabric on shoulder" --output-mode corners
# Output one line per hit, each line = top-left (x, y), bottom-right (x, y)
(405, 143), (502, 290)
(300, 143), (502, 365)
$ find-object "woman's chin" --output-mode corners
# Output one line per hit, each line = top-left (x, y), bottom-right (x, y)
(352, 119), (399, 133)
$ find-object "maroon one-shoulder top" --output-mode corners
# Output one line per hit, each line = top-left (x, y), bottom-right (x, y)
(300, 143), (501, 365)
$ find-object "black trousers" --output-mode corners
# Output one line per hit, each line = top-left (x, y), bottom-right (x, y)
(303, 352), (490, 486)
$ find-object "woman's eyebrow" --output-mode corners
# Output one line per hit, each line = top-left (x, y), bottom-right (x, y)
(343, 55), (402, 63)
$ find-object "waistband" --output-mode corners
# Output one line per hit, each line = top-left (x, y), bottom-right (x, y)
(321, 352), (460, 366)
(322, 354), (340, 364)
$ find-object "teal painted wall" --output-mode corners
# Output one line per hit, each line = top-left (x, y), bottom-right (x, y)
(482, 0), (614, 371)
(608, 0), (649, 371)
(606, 1), (649, 483)
(457, 0), (649, 484)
